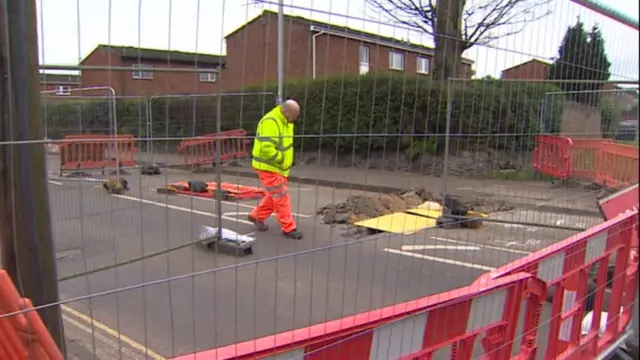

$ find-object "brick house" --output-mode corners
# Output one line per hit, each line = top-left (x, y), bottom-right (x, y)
(40, 73), (81, 95)
(79, 45), (226, 96)
(500, 59), (551, 80)
(222, 10), (475, 91)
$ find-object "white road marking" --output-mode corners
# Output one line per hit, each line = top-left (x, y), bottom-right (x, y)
(383, 248), (496, 271)
(48, 180), (63, 186)
(430, 236), (531, 255)
(113, 194), (254, 225)
(151, 188), (311, 218)
(401, 245), (481, 251)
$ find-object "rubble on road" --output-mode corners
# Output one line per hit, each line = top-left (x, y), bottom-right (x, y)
(317, 188), (514, 226)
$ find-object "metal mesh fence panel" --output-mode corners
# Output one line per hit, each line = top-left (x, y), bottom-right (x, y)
(0, 0), (637, 359)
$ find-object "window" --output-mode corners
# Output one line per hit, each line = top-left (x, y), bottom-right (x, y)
(55, 85), (70, 95)
(416, 57), (430, 74)
(132, 64), (153, 79)
(199, 71), (218, 83)
(359, 45), (369, 75)
(389, 51), (404, 71)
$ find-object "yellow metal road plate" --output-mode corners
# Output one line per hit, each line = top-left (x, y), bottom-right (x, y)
(354, 213), (437, 234)
(405, 208), (443, 219)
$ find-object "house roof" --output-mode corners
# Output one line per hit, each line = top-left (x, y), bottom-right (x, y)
(40, 73), (81, 84)
(501, 58), (551, 74)
(226, 10), (474, 65)
(82, 45), (226, 66)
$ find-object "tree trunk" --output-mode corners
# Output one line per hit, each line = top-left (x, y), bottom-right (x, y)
(433, 0), (465, 80)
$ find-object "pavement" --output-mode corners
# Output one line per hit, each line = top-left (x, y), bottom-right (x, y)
(44, 154), (605, 358)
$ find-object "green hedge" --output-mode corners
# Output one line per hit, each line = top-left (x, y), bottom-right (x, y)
(41, 74), (564, 156)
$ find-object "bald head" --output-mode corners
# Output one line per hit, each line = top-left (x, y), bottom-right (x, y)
(280, 99), (300, 123)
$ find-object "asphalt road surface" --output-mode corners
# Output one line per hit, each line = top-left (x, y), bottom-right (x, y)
(47, 169), (592, 358)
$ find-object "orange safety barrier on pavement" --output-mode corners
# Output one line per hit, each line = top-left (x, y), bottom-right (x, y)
(596, 142), (639, 188)
(171, 272), (547, 360)
(167, 181), (266, 200)
(0, 270), (63, 360)
(58, 134), (137, 172)
(177, 129), (251, 170)
(476, 208), (639, 359)
(533, 135), (573, 179)
(569, 138), (607, 181)
(533, 135), (639, 187)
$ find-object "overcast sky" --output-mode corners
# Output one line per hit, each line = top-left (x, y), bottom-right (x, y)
(37, 0), (639, 82)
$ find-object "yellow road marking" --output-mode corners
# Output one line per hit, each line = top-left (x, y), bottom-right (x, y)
(61, 304), (166, 360)
(63, 314), (144, 359)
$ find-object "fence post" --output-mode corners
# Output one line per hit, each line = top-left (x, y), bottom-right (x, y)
(0, 0), (64, 350)
(442, 78), (454, 199)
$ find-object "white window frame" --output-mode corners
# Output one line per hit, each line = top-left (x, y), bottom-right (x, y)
(199, 71), (218, 83)
(416, 57), (430, 75)
(359, 45), (370, 75)
(389, 51), (404, 71)
(55, 85), (71, 95)
(132, 64), (153, 79)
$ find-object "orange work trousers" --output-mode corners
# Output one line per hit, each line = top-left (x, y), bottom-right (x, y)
(250, 170), (296, 233)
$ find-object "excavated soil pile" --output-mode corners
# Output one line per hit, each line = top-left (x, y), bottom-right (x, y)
(317, 188), (514, 225)
(318, 188), (434, 225)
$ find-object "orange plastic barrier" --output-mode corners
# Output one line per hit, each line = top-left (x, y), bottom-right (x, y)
(568, 138), (607, 181)
(476, 209), (639, 359)
(167, 181), (266, 201)
(596, 142), (639, 188)
(58, 134), (137, 173)
(177, 129), (251, 170)
(171, 272), (547, 360)
(0, 270), (63, 360)
(533, 135), (573, 179)
(533, 135), (639, 187)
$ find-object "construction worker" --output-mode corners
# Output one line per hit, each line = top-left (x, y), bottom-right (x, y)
(248, 99), (303, 240)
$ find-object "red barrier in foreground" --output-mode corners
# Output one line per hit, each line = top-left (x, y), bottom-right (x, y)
(476, 209), (638, 359)
(177, 129), (251, 170)
(171, 273), (547, 360)
(58, 134), (137, 173)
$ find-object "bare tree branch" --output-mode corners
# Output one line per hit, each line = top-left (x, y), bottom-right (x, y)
(367, 0), (553, 49)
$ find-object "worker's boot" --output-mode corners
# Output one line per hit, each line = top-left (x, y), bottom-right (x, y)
(282, 229), (303, 240)
(247, 214), (269, 232)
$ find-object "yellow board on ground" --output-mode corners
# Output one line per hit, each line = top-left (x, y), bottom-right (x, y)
(354, 213), (437, 234)
(405, 208), (443, 219)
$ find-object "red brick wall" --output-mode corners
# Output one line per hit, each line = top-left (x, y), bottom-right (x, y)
(222, 16), (312, 91)
(222, 13), (473, 91)
(81, 48), (221, 97)
(501, 60), (550, 80)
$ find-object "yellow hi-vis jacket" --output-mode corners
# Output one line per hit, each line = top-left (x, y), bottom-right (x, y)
(251, 106), (294, 177)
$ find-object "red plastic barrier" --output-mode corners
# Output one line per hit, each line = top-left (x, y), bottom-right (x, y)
(533, 136), (639, 187)
(171, 272), (547, 360)
(476, 209), (639, 359)
(568, 138), (609, 181)
(0, 270), (63, 360)
(533, 135), (573, 179)
(595, 142), (639, 188)
(177, 129), (251, 170)
(58, 134), (137, 172)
